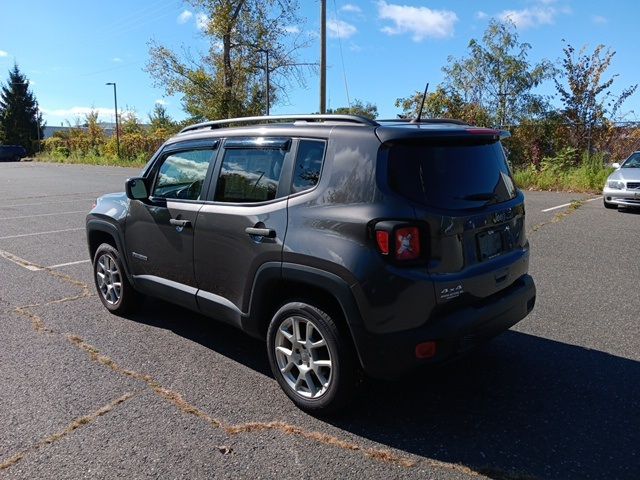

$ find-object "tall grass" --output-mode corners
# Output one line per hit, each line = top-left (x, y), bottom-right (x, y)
(513, 151), (614, 193)
(35, 151), (148, 169)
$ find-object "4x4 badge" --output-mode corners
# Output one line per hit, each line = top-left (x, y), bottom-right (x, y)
(440, 284), (464, 300)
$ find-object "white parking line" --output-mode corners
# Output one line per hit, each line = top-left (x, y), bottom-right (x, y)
(1, 198), (95, 208)
(0, 227), (84, 240)
(0, 210), (87, 220)
(0, 248), (42, 271)
(48, 259), (91, 269)
(541, 196), (603, 213)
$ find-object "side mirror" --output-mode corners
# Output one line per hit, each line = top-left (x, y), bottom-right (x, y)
(125, 177), (148, 200)
(612, 162), (621, 169)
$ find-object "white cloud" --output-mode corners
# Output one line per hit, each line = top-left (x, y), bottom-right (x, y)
(177, 10), (193, 24)
(155, 99), (168, 105)
(349, 42), (362, 52)
(0, 50), (8, 57)
(327, 19), (357, 39)
(112, 57), (123, 63)
(340, 4), (362, 14)
(498, 6), (557, 29)
(592, 15), (607, 25)
(284, 25), (301, 34)
(41, 106), (133, 121)
(196, 12), (209, 30)
(377, 1), (458, 41)
(475, 11), (488, 20)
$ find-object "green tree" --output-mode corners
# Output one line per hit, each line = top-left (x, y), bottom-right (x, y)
(329, 99), (378, 119)
(0, 64), (44, 153)
(146, 0), (313, 120)
(148, 103), (176, 131)
(554, 42), (637, 153)
(395, 86), (491, 125)
(442, 19), (551, 126)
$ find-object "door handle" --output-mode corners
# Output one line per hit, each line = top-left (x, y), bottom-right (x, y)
(170, 218), (192, 228)
(245, 227), (276, 238)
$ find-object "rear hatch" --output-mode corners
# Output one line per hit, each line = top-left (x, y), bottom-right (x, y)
(383, 129), (528, 311)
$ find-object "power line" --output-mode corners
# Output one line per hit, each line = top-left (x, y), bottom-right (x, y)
(332, 0), (351, 108)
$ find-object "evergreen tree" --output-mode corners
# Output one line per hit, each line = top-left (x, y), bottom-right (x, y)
(148, 103), (176, 131)
(0, 63), (44, 153)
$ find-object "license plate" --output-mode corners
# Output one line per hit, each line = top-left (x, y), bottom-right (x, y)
(635, 192), (640, 199)
(477, 229), (503, 260)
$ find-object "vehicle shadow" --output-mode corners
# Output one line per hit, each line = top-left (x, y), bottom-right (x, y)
(127, 300), (639, 480)
(618, 207), (640, 215)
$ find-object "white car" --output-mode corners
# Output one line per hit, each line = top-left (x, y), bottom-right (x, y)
(603, 152), (640, 209)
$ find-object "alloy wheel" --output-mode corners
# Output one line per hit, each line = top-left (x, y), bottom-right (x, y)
(274, 315), (333, 399)
(95, 253), (122, 305)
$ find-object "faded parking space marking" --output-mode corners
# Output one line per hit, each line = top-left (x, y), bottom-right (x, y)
(48, 259), (91, 269)
(0, 248), (42, 271)
(0, 227), (84, 240)
(0, 197), (96, 208)
(541, 196), (602, 212)
(0, 210), (87, 220)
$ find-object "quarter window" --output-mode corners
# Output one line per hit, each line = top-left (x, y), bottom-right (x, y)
(215, 147), (287, 203)
(292, 140), (325, 193)
(153, 149), (215, 200)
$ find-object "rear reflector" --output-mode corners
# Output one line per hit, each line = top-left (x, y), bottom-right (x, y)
(415, 341), (437, 359)
(375, 230), (390, 255)
(395, 227), (420, 260)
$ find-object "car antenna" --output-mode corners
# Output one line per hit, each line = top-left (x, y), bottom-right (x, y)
(413, 82), (429, 123)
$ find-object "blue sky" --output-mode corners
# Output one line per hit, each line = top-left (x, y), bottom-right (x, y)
(1, 0), (638, 126)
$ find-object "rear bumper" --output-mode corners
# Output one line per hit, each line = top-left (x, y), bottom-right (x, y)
(351, 274), (536, 379)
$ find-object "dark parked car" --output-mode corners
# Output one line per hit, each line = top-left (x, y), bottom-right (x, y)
(0, 145), (27, 162)
(86, 114), (536, 413)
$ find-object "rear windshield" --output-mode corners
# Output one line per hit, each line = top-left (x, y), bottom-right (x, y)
(388, 140), (517, 210)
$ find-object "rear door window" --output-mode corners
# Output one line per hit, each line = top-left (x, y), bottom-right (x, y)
(388, 140), (516, 210)
(215, 138), (290, 203)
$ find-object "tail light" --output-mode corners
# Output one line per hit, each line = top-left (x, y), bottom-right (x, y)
(375, 230), (390, 255)
(373, 221), (427, 262)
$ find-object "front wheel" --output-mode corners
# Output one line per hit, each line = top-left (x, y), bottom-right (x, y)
(93, 243), (139, 314)
(603, 199), (617, 210)
(267, 302), (359, 414)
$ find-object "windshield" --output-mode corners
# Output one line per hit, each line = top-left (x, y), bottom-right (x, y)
(622, 153), (640, 168)
(388, 140), (517, 210)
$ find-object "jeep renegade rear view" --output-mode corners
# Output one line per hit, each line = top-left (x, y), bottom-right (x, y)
(86, 114), (536, 413)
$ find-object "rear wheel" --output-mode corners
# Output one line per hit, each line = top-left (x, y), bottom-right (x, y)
(603, 199), (617, 210)
(93, 243), (139, 314)
(267, 302), (359, 414)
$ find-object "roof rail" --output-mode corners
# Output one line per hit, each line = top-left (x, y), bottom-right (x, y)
(180, 114), (379, 133)
(377, 118), (469, 126)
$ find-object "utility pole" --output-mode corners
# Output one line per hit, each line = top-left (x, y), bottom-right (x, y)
(35, 104), (41, 152)
(320, 0), (326, 113)
(256, 48), (270, 115)
(105, 82), (120, 158)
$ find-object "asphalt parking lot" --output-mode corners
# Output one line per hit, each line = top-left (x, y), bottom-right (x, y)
(0, 162), (638, 479)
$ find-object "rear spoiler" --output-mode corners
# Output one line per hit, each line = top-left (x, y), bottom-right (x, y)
(375, 126), (511, 144)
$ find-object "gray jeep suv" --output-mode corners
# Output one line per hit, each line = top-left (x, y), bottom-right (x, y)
(86, 114), (536, 413)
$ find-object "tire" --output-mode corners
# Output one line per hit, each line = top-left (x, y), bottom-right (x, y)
(603, 199), (617, 210)
(267, 302), (359, 414)
(13, 155), (20, 162)
(93, 243), (139, 314)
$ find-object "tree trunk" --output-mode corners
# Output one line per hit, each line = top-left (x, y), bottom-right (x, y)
(222, 33), (233, 118)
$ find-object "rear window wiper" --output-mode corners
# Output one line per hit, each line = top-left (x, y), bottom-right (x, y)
(457, 192), (499, 202)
